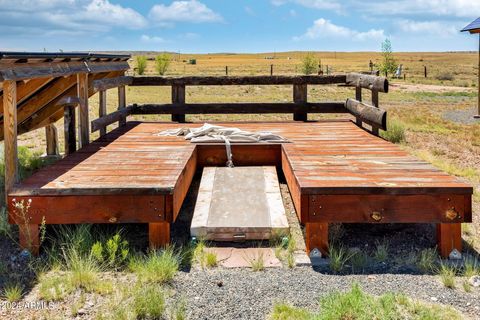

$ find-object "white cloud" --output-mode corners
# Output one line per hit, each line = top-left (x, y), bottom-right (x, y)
(149, 0), (223, 24)
(363, 0), (480, 18)
(0, 0), (147, 34)
(141, 35), (165, 43)
(395, 19), (458, 37)
(295, 18), (385, 42)
(82, 0), (147, 29)
(271, 0), (342, 12)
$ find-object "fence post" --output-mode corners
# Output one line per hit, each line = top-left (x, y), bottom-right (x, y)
(99, 90), (107, 136)
(371, 89), (379, 136)
(45, 124), (59, 156)
(293, 84), (307, 121)
(77, 73), (89, 148)
(270, 64), (273, 76)
(64, 104), (76, 155)
(355, 87), (362, 127)
(118, 86), (126, 127)
(172, 84), (186, 123)
(225, 66), (228, 76)
(424, 66), (427, 78)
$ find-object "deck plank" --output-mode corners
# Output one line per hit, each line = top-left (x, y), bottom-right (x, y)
(8, 120), (472, 224)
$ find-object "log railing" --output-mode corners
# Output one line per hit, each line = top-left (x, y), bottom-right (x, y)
(90, 73), (389, 137)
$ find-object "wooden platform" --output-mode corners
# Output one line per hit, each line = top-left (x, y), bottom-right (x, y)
(8, 120), (473, 257)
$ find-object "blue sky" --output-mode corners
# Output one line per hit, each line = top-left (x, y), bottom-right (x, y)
(0, 0), (479, 53)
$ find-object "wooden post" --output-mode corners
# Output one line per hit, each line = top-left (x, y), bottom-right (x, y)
(355, 87), (363, 127)
(3, 80), (18, 200)
(371, 89), (379, 135)
(293, 84), (307, 121)
(64, 105), (76, 155)
(305, 222), (329, 256)
(45, 124), (59, 156)
(77, 73), (89, 148)
(270, 64), (273, 76)
(171, 84), (186, 123)
(225, 66), (228, 76)
(118, 86), (127, 126)
(437, 223), (462, 258)
(3, 81), (39, 254)
(424, 66), (427, 78)
(149, 222), (170, 249)
(372, 90), (379, 108)
(99, 90), (107, 136)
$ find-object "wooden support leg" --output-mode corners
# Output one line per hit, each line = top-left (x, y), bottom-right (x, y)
(45, 124), (59, 156)
(19, 224), (40, 255)
(305, 222), (329, 256)
(149, 222), (170, 249)
(437, 223), (462, 258)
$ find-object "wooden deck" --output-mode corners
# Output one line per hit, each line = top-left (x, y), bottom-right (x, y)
(8, 120), (473, 257)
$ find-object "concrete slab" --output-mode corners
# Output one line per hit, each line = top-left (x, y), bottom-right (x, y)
(205, 247), (282, 268)
(191, 166), (289, 241)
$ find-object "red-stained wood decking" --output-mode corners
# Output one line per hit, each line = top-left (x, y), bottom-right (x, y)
(8, 120), (473, 256)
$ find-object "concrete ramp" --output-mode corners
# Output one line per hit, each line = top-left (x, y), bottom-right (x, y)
(191, 166), (289, 241)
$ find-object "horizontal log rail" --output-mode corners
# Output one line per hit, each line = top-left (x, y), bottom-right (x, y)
(91, 106), (132, 133)
(346, 73), (388, 93)
(93, 76), (133, 92)
(345, 98), (386, 131)
(132, 102), (347, 115)
(130, 75), (348, 86)
(90, 73), (389, 136)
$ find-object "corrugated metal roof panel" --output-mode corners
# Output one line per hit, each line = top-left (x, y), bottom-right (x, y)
(461, 17), (480, 32)
(0, 52), (131, 62)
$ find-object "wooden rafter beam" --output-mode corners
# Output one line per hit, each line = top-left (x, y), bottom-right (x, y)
(0, 61), (129, 81)
(15, 75), (77, 125)
(0, 77), (53, 115)
(15, 72), (120, 136)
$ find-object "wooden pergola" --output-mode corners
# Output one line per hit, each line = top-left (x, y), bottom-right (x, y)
(461, 17), (480, 119)
(0, 52), (130, 213)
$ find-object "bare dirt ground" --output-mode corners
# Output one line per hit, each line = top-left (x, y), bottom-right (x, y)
(391, 82), (474, 93)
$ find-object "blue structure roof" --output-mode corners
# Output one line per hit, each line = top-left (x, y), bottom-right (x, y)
(461, 17), (480, 32)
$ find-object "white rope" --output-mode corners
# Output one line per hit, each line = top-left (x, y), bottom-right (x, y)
(158, 123), (289, 168)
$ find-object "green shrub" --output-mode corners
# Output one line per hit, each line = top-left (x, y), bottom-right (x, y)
(38, 272), (74, 301)
(329, 244), (355, 273)
(301, 52), (318, 75)
(134, 285), (166, 319)
(136, 56), (147, 75)
(381, 119), (406, 144)
(373, 240), (389, 263)
(270, 283), (462, 320)
(436, 72), (454, 81)
(90, 233), (129, 270)
(155, 53), (171, 75)
(417, 248), (438, 273)
(129, 247), (180, 283)
(439, 263), (457, 289)
(247, 250), (265, 271)
(379, 38), (398, 76)
(3, 283), (23, 302)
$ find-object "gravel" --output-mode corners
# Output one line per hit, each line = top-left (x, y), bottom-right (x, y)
(171, 268), (480, 320)
(443, 106), (480, 125)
